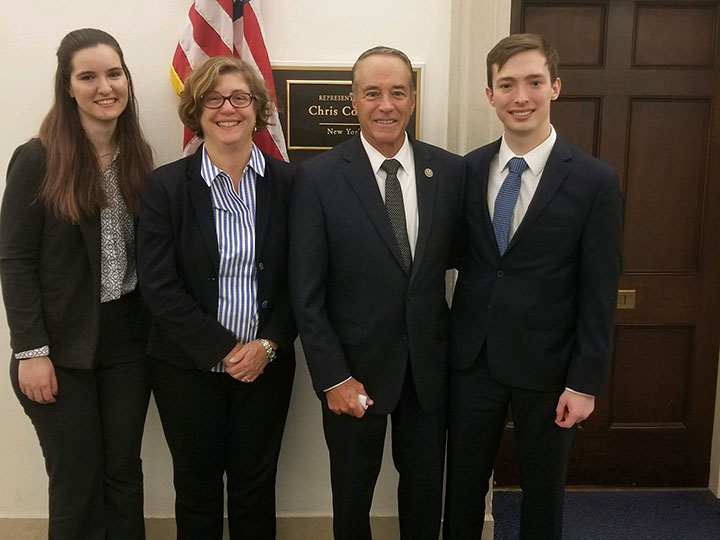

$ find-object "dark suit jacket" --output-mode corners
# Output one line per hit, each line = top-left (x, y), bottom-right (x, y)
(137, 147), (296, 371)
(289, 134), (465, 414)
(0, 139), (105, 369)
(451, 136), (623, 396)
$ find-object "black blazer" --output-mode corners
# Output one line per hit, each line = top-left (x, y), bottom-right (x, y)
(289, 134), (465, 414)
(451, 136), (623, 395)
(137, 146), (296, 371)
(0, 139), (104, 369)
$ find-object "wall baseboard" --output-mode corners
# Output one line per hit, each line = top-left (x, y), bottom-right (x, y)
(0, 515), (493, 539)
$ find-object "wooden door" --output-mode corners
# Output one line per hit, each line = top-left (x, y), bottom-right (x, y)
(495, 0), (720, 486)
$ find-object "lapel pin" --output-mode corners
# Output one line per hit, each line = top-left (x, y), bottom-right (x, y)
(424, 168), (434, 178)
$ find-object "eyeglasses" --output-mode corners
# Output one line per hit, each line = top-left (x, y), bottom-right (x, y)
(201, 92), (254, 109)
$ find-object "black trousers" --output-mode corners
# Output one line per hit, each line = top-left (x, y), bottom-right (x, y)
(443, 351), (576, 540)
(10, 290), (150, 540)
(151, 354), (295, 540)
(321, 366), (446, 540)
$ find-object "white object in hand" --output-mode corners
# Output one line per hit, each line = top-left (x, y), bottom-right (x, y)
(358, 394), (368, 410)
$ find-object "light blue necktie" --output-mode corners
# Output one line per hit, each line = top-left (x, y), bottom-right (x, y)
(492, 157), (527, 256)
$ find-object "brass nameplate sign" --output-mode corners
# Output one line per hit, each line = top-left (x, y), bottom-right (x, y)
(272, 66), (421, 163)
(286, 80), (358, 150)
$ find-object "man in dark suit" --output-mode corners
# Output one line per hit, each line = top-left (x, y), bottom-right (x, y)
(289, 46), (465, 540)
(443, 34), (623, 540)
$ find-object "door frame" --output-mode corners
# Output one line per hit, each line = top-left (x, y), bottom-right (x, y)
(447, 0), (720, 495)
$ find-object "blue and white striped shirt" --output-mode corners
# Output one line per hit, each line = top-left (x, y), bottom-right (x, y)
(200, 144), (264, 372)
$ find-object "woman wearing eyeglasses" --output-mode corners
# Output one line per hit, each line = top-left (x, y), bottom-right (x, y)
(137, 56), (296, 540)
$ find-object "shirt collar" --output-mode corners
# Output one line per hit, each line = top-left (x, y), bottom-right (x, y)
(360, 131), (413, 175)
(498, 125), (557, 176)
(200, 143), (266, 187)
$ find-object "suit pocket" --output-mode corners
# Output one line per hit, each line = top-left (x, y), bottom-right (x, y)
(334, 322), (362, 345)
(525, 310), (576, 330)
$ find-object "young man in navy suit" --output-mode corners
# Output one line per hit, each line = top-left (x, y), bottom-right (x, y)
(290, 47), (465, 540)
(444, 34), (623, 540)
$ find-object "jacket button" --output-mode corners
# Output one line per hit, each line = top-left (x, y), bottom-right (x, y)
(258, 262), (265, 271)
(496, 270), (504, 277)
(401, 333), (408, 340)
(407, 294), (413, 302)
(261, 300), (269, 309)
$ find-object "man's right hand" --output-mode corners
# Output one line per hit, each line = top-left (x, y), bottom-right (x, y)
(325, 377), (374, 418)
(18, 356), (58, 404)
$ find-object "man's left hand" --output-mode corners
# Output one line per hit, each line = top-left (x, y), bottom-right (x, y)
(555, 390), (595, 428)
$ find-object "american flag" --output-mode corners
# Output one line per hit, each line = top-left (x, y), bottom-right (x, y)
(170, 0), (288, 160)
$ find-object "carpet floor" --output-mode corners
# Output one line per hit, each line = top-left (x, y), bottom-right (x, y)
(492, 489), (720, 540)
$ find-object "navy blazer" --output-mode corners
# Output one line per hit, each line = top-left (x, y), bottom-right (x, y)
(137, 147), (296, 371)
(289, 134), (465, 414)
(0, 139), (108, 369)
(451, 136), (623, 395)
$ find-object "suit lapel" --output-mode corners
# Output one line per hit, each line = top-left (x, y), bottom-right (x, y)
(186, 150), (220, 275)
(470, 139), (502, 262)
(255, 154), (271, 258)
(342, 136), (409, 273)
(506, 137), (572, 253)
(79, 215), (102, 295)
(410, 140), (437, 281)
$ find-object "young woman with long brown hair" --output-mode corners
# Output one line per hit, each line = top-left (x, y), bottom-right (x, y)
(0, 28), (153, 540)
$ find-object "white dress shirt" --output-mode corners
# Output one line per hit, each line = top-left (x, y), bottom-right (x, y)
(360, 131), (419, 258)
(487, 126), (557, 240)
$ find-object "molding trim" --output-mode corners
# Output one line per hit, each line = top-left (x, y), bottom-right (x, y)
(710, 348), (720, 497)
(447, 0), (512, 154)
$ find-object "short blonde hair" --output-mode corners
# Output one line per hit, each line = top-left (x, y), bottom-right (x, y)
(178, 56), (273, 138)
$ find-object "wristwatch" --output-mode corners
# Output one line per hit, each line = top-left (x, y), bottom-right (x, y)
(259, 338), (276, 363)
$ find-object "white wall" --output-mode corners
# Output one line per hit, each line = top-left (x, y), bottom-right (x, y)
(0, 0), (454, 519)
(710, 349), (720, 497)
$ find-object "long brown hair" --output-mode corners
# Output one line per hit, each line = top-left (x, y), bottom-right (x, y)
(38, 28), (153, 222)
